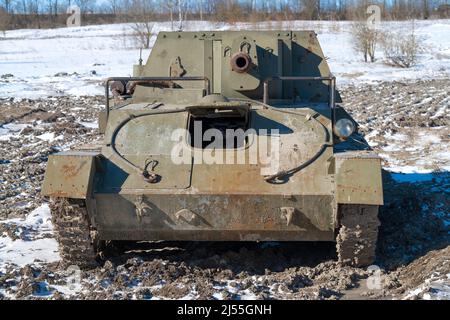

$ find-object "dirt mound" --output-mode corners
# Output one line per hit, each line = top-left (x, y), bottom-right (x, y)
(399, 246), (450, 290)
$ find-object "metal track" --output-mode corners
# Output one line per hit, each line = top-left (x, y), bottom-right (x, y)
(50, 198), (99, 269)
(336, 204), (380, 267)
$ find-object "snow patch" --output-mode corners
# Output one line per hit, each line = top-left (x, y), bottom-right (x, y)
(0, 204), (60, 270)
(36, 132), (63, 142)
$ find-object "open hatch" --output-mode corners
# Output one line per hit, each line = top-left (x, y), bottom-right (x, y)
(187, 103), (251, 149)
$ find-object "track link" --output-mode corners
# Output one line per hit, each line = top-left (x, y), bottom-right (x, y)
(337, 204), (380, 267)
(50, 198), (99, 269)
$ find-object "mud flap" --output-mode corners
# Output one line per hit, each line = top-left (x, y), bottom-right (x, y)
(334, 151), (384, 205)
(41, 151), (98, 199)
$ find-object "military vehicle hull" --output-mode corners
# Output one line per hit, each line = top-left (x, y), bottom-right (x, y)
(44, 150), (382, 236)
(42, 30), (383, 268)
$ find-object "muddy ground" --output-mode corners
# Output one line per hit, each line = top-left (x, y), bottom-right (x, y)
(0, 79), (449, 300)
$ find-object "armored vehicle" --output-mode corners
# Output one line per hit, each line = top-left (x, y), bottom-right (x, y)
(42, 31), (383, 268)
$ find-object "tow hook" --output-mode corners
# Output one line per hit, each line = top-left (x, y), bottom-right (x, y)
(280, 207), (295, 226)
(135, 195), (151, 223)
(142, 159), (161, 183)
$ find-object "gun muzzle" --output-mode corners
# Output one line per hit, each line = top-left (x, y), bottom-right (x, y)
(230, 52), (252, 73)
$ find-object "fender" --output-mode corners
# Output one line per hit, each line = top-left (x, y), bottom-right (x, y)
(334, 151), (384, 205)
(41, 151), (99, 199)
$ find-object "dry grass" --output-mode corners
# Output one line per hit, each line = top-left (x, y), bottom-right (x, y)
(380, 21), (424, 68)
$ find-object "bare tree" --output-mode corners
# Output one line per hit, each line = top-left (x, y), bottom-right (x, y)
(212, 0), (244, 24)
(74, 0), (94, 13)
(0, 7), (10, 35)
(422, 0), (429, 19)
(160, 0), (186, 31)
(108, 0), (119, 14)
(47, 0), (58, 16)
(165, 0), (175, 31)
(3, 0), (449, 30)
(197, 0), (203, 20)
(1, 0), (13, 13)
(300, 0), (320, 20)
(176, 0), (185, 31)
(129, 0), (154, 49)
(381, 20), (423, 68)
(351, 22), (379, 63)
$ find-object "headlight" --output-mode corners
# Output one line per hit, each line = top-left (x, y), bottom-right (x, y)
(334, 118), (355, 140)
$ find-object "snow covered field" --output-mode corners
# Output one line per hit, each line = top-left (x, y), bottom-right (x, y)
(0, 20), (449, 98)
(0, 20), (449, 300)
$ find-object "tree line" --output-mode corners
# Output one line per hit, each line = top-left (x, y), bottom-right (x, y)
(1, 0), (449, 30)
